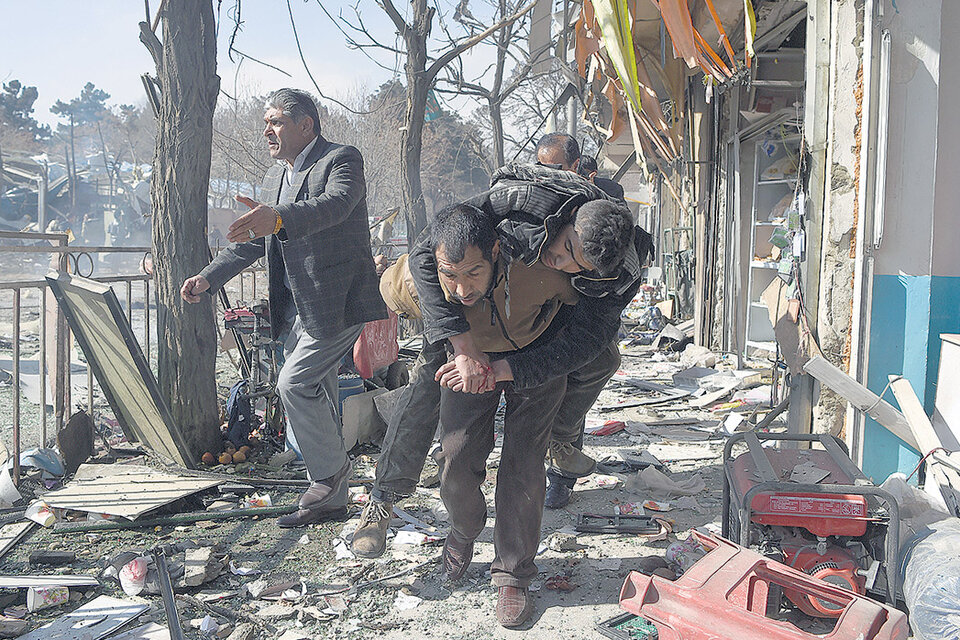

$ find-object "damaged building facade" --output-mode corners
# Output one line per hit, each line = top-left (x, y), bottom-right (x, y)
(573, 0), (960, 481)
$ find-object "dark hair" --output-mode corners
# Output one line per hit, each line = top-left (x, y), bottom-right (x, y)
(536, 133), (580, 168)
(578, 155), (599, 176)
(430, 203), (497, 263)
(266, 88), (321, 136)
(575, 200), (634, 276)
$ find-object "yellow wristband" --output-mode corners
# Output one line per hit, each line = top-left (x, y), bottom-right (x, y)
(273, 213), (283, 234)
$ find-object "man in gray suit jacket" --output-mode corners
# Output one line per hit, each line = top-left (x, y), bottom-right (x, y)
(181, 88), (387, 527)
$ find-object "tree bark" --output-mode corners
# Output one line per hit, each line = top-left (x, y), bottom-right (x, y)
(489, 99), (505, 168)
(145, 0), (221, 457)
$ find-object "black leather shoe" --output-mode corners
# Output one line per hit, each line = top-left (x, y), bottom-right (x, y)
(544, 478), (572, 509)
(277, 505), (349, 528)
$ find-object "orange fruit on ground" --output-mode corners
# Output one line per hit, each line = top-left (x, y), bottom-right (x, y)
(201, 452), (216, 466)
(218, 452), (233, 465)
(232, 451), (247, 463)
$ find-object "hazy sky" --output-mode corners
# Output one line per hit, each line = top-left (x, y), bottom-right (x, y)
(0, 0), (497, 127)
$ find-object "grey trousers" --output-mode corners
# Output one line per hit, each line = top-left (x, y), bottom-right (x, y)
(437, 376), (566, 588)
(371, 340), (446, 504)
(278, 316), (364, 481)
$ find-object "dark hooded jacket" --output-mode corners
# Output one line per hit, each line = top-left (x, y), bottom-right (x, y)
(409, 163), (655, 389)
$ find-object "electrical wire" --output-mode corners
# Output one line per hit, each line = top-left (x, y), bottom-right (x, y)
(287, 0), (397, 115)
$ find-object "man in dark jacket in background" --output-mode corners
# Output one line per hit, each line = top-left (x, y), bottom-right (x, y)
(578, 154), (626, 201)
(181, 88), (386, 528)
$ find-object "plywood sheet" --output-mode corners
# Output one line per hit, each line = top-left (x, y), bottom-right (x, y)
(42, 464), (221, 520)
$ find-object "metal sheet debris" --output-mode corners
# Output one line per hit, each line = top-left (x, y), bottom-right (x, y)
(19, 595), (149, 640)
(45, 272), (195, 467)
(0, 522), (34, 560)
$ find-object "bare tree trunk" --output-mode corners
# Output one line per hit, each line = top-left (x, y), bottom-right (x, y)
(489, 99), (506, 168)
(387, 0), (432, 247)
(143, 0), (221, 456)
(379, 0), (535, 247)
(401, 76), (431, 241)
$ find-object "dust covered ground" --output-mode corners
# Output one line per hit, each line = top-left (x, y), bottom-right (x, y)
(1, 316), (772, 638)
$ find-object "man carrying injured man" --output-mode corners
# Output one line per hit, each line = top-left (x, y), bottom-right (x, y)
(369, 202), (632, 627)
(352, 160), (653, 556)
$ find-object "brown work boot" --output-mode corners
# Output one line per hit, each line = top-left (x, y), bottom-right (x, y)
(496, 586), (533, 628)
(351, 500), (392, 559)
(547, 440), (597, 478)
(441, 534), (474, 582)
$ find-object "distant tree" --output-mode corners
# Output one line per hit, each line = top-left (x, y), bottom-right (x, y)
(50, 82), (111, 128)
(435, 0), (548, 170)
(0, 80), (51, 205)
(501, 58), (599, 163)
(0, 80), (50, 144)
(50, 82), (112, 206)
(113, 104), (157, 166)
(421, 111), (489, 211)
(343, 0), (535, 243)
(210, 94), (271, 206)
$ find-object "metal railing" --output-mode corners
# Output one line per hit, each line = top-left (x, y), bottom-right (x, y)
(0, 230), (153, 483)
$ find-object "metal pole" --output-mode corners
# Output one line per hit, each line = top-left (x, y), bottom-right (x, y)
(12, 290), (20, 485)
(39, 287), (47, 445)
(126, 281), (133, 326)
(152, 547), (186, 640)
(55, 236), (70, 434)
(37, 163), (48, 232)
(144, 280), (151, 363)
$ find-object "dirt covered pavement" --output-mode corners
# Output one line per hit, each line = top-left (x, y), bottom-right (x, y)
(0, 336), (777, 639)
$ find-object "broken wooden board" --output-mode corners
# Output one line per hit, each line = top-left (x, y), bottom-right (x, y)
(688, 382), (739, 409)
(0, 575), (99, 589)
(41, 464), (222, 520)
(0, 521), (34, 560)
(45, 272), (195, 467)
(18, 595), (149, 640)
(889, 375), (960, 516)
(803, 356), (918, 450)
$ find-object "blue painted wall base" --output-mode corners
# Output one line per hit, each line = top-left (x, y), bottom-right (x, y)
(861, 274), (960, 481)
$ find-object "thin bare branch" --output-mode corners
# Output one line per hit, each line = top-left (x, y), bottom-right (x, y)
(424, 1), (536, 81)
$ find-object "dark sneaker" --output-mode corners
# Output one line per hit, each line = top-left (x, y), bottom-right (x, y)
(544, 477), (572, 509)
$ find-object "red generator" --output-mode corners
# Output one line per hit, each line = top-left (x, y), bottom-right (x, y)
(722, 432), (901, 617)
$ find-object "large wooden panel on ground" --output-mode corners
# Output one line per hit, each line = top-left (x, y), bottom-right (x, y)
(45, 272), (195, 468)
(41, 463), (222, 520)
